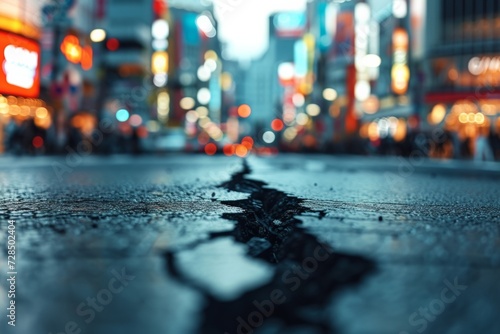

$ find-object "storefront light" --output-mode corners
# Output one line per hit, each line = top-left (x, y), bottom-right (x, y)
(467, 113), (475, 123)
(475, 113), (485, 125)
(428, 104), (446, 125)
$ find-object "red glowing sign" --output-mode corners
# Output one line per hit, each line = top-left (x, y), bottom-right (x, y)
(0, 31), (40, 98)
(333, 12), (355, 58)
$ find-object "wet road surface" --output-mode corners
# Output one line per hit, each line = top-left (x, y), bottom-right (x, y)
(0, 155), (499, 334)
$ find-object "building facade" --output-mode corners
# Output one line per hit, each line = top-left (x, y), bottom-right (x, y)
(424, 0), (500, 158)
(0, 0), (46, 153)
(243, 12), (304, 142)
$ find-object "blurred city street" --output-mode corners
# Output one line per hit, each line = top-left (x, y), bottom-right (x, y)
(1, 154), (499, 334)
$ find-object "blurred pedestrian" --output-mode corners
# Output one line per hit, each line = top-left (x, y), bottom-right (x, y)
(67, 122), (83, 152)
(488, 124), (500, 161)
(450, 131), (461, 159)
(474, 126), (494, 161)
(461, 137), (472, 159)
(131, 127), (141, 155)
(4, 118), (20, 154)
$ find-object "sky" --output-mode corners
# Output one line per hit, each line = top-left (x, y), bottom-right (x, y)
(213, 0), (308, 61)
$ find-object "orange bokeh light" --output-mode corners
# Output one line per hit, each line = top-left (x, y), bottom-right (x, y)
(241, 136), (254, 150)
(237, 104), (251, 118)
(242, 136), (254, 146)
(61, 35), (82, 63)
(81, 45), (93, 71)
(204, 143), (217, 155)
(271, 119), (284, 132)
(60, 35), (92, 70)
(235, 145), (248, 157)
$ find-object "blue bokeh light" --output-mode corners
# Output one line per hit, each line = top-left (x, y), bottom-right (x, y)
(116, 109), (130, 122)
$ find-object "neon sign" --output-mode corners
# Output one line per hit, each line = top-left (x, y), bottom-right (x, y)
(391, 28), (410, 95)
(0, 31), (40, 98)
(468, 56), (500, 76)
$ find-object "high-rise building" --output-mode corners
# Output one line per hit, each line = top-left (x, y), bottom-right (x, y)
(243, 12), (305, 140)
(318, 0), (420, 150)
(167, 4), (221, 127)
(102, 0), (154, 120)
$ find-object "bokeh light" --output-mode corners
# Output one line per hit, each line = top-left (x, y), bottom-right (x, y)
(322, 88), (338, 101)
(241, 136), (254, 149)
(204, 143), (217, 155)
(296, 113), (309, 126)
(292, 93), (305, 107)
(428, 104), (446, 125)
(90, 29), (106, 43)
(271, 119), (284, 132)
(116, 109), (130, 122)
(180, 97), (196, 110)
(35, 107), (48, 119)
(32, 136), (44, 148)
(197, 88), (211, 105)
(106, 38), (119, 51)
(186, 110), (199, 123)
(235, 145), (248, 157)
(223, 144), (235, 156)
(196, 106), (209, 118)
(238, 104), (252, 118)
(197, 66), (211, 82)
(129, 114), (143, 127)
(152, 19), (169, 39)
(263, 131), (276, 144)
(306, 104), (321, 117)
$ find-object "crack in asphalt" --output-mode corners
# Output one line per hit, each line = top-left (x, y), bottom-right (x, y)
(166, 161), (375, 333)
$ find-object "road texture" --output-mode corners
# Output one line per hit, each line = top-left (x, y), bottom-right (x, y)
(0, 154), (499, 334)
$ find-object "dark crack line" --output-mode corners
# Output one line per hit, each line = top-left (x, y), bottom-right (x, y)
(165, 160), (376, 334)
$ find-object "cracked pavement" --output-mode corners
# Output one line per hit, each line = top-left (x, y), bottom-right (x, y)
(0, 155), (499, 334)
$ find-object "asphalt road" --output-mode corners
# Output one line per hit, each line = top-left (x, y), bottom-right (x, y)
(0, 154), (499, 334)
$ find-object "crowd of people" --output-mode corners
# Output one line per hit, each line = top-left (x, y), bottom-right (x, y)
(3, 114), (500, 162)
(2, 116), (143, 156)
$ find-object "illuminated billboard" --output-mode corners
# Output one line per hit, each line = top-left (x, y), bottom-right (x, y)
(0, 30), (40, 98)
(332, 11), (354, 58)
